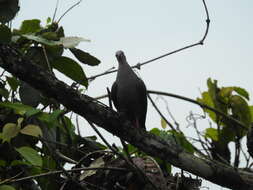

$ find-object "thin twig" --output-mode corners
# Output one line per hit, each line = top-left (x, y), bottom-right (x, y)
(57, 0), (83, 23)
(241, 146), (251, 168)
(55, 149), (78, 164)
(87, 0), (210, 80)
(188, 112), (211, 157)
(52, 0), (60, 22)
(147, 93), (176, 131)
(75, 114), (81, 136)
(234, 138), (241, 168)
(1, 167), (128, 185)
(76, 150), (113, 168)
(148, 90), (247, 130)
(39, 137), (86, 155)
(87, 121), (117, 153)
(42, 46), (53, 73)
(157, 96), (180, 129)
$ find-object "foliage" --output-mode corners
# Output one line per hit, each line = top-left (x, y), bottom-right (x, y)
(0, 18), (101, 88)
(197, 78), (253, 164)
(0, 8), (108, 189)
(0, 2), (252, 190)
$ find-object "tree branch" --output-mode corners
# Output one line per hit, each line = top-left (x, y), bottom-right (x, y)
(0, 44), (252, 190)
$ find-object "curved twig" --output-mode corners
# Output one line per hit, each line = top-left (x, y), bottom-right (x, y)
(87, 0), (210, 80)
(57, 0), (83, 23)
(148, 90), (247, 130)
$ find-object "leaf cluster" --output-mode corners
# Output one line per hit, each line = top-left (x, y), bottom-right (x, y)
(197, 78), (253, 164)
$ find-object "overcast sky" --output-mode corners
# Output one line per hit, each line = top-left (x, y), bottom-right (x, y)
(11, 1), (253, 189)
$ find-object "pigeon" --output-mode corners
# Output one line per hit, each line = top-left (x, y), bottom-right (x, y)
(111, 50), (147, 130)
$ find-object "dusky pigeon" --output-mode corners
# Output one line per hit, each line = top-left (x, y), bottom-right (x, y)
(111, 50), (147, 130)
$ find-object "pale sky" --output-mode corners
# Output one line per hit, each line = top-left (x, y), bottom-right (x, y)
(10, 1), (253, 189)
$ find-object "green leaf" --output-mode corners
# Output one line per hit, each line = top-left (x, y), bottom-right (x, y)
(0, 185), (16, 190)
(36, 112), (52, 124)
(150, 128), (175, 142)
(0, 24), (11, 44)
(49, 109), (64, 121)
(20, 124), (43, 137)
(197, 92), (216, 122)
(219, 87), (234, 99)
(249, 106), (253, 122)
(170, 131), (195, 153)
(10, 160), (30, 166)
(36, 110), (64, 129)
(60, 116), (76, 137)
(1, 123), (20, 142)
(207, 78), (227, 112)
(45, 45), (63, 58)
(6, 76), (20, 91)
(0, 0), (19, 23)
(79, 157), (104, 180)
(17, 118), (24, 127)
(0, 88), (9, 99)
(19, 19), (41, 34)
(56, 26), (65, 38)
(124, 144), (138, 155)
(59, 37), (90, 48)
(234, 87), (249, 100)
(42, 156), (56, 170)
(51, 56), (88, 87)
(205, 128), (219, 141)
(22, 34), (59, 46)
(150, 128), (194, 153)
(16, 146), (42, 167)
(220, 127), (236, 143)
(69, 48), (100, 66)
(0, 102), (35, 115)
(0, 160), (6, 167)
(149, 128), (160, 136)
(25, 108), (41, 118)
(46, 17), (52, 24)
(41, 32), (59, 41)
(153, 157), (171, 174)
(230, 95), (251, 128)
(219, 86), (249, 101)
(160, 118), (167, 129)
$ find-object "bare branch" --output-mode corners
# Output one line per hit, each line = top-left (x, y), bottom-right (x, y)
(87, 0), (210, 81)
(148, 90), (247, 130)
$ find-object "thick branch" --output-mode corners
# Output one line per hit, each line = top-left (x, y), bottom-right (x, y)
(0, 44), (252, 189)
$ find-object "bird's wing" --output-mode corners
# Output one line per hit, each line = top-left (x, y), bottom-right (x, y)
(135, 78), (148, 128)
(137, 78), (147, 110)
(111, 81), (119, 110)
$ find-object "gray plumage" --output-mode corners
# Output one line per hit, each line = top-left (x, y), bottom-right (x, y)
(111, 50), (147, 130)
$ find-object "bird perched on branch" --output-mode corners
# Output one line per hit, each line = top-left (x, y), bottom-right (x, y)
(111, 50), (147, 130)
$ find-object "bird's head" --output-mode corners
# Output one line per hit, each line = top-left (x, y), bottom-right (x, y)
(115, 50), (127, 64)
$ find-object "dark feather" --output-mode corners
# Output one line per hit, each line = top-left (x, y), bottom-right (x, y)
(111, 81), (119, 110)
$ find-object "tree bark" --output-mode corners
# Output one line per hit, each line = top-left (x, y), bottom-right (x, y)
(0, 44), (252, 190)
